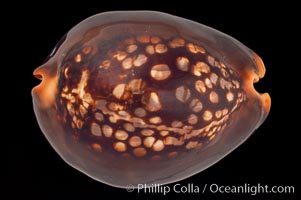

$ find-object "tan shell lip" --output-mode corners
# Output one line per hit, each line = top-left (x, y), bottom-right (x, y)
(242, 52), (271, 118)
(260, 93), (271, 118)
(32, 66), (45, 92)
(32, 65), (58, 108)
(252, 52), (266, 83)
(252, 54), (271, 115)
(33, 69), (43, 80)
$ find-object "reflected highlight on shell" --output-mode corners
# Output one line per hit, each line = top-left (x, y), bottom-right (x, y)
(32, 11), (271, 188)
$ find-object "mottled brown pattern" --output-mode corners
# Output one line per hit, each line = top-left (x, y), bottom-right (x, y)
(57, 34), (244, 158)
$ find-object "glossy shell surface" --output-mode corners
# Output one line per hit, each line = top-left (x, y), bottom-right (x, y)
(32, 11), (271, 188)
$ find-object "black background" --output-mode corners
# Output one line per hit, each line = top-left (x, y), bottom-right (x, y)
(6, 1), (299, 200)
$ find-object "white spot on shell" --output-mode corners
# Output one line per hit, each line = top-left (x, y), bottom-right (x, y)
(150, 64), (171, 80)
(102, 125), (113, 137)
(176, 57), (190, 71)
(118, 110), (129, 118)
(129, 136), (142, 147)
(122, 57), (133, 69)
(95, 112), (104, 121)
(175, 86), (191, 103)
(160, 131), (169, 136)
(134, 107), (147, 117)
(205, 78), (213, 88)
(113, 84), (126, 99)
(186, 43), (206, 54)
(195, 80), (206, 93)
(141, 129), (155, 136)
(169, 38), (185, 48)
(189, 99), (203, 112)
(215, 110), (222, 118)
(151, 36), (161, 44)
(149, 116), (162, 124)
(153, 140), (165, 151)
(144, 92), (162, 112)
(207, 55), (215, 66)
(114, 142), (127, 152)
(209, 91), (219, 103)
(123, 123), (135, 132)
(226, 92), (234, 102)
(91, 123), (102, 136)
(74, 54), (82, 63)
(203, 110), (213, 121)
(127, 45), (138, 53)
(210, 73), (218, 85)
(133, 54), (148, 67)
(220, 78), (227, 89)
(164, 136), (177, 145)
(115, 130), (129, 141)
(192, 62), (210, 76)
(188, 114), (198, 125)
(155, 44), (168, 54)
(145, 45), (155, 54)
(144, 137), (155, 148)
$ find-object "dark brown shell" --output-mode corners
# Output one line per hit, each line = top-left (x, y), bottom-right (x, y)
(32, 11), (271, 188)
